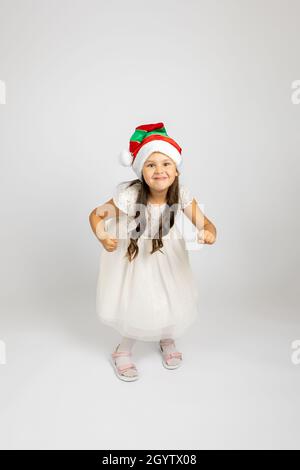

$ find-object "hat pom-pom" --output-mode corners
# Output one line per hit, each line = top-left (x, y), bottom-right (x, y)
(119, 149), (133, 167)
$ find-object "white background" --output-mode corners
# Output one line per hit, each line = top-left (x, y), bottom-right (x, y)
(0, 0), (299, 449)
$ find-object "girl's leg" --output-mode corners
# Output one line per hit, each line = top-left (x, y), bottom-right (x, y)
(112, 337), (137, 378)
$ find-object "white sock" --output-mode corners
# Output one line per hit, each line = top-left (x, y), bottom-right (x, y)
(112, 337), (137, 377)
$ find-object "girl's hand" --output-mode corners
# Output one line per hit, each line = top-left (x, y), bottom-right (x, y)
(197, 229), (216, 245)
(97, 231), (118, 252)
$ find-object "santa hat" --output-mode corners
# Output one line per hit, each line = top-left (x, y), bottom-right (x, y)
(119, 122), (182, 180)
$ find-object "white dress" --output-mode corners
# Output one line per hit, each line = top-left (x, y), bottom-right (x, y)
(96, 180), (200, 342)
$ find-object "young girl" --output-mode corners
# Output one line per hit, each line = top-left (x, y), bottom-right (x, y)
(89, 122), (216, 382)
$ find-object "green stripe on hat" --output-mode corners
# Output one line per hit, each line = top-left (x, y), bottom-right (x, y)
(130, 125), (167, 144)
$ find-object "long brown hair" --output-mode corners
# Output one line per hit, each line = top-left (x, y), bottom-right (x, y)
(124, 173), (180, 262)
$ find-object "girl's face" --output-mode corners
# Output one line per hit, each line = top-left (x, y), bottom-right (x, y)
(142, 152), (179, 190)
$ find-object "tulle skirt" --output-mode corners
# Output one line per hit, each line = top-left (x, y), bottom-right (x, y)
(96, 215), (200, 342)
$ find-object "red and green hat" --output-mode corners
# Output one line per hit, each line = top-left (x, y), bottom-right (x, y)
(119, 122), (182, 180)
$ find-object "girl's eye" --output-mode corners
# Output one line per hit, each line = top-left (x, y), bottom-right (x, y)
(147, 163), (170, 167)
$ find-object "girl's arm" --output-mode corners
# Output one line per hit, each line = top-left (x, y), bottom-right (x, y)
(89, 198), (120, 251)
(89, 198), (119, 237)
(182, 198), (217, 244)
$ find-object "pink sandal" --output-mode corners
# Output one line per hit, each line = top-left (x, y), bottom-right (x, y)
(159, 339), (183, 369)
(110, 345), (139, 382)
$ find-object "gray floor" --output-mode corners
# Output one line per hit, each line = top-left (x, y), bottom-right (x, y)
(0, 289), (299, 450)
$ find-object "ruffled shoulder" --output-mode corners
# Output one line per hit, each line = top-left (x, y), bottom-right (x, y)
(179, 183), (193, 209)
(113, 180), (141, 215)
